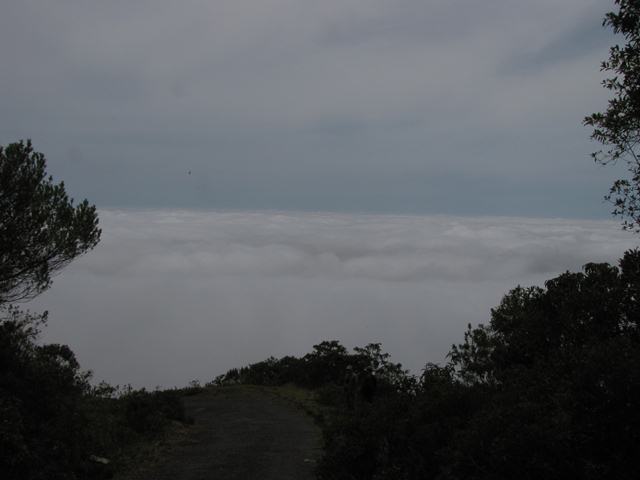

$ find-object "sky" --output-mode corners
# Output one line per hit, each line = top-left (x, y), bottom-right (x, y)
(0, 0), (624, 216)
(3, 1), (639, 387)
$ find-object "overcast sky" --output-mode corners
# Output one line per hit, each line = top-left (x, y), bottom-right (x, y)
(0, 0), (623, 216)
(4, 2), (639, 388)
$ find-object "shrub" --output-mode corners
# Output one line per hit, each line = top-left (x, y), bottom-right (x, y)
(0, 306), (190, 479)
(0, 307), (93, 479)
(317, 251), (640, 479)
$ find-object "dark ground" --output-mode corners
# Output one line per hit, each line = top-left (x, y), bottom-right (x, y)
(118, 386), (321, 480)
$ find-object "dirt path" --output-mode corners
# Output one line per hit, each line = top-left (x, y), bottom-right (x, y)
(123, 386), (322, 480)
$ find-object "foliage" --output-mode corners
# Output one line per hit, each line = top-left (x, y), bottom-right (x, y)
(0, 140), (101, 303)
(0, 140), (189, 478)
(216, 340), (407, 393)
(444, 250), (640, 479)
(211, 252), (640, 479)
(0, 306), (189, 480)
(311, 251), (640, 479)
(0, 306), (92, 480)
(584, 1), (640, 229)
(351, 343), (409, 390)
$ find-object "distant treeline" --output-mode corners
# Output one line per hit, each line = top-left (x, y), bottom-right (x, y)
(214, 341), (407, 391)
(219, 250), (640, 480)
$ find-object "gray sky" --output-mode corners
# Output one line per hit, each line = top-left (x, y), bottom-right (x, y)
(0, 0), (622, 216)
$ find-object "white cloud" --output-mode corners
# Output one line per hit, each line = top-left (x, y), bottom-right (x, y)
(31, 209), (637, 388)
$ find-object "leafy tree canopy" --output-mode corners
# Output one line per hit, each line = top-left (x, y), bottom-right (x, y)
(585, 0), (640, 229)
(445, 250), (640, 479)
(0, 140), (101, 303)
(315, 251), (640, 479)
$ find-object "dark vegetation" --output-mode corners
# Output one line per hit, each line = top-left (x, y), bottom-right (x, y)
(0, 141), (101, 304)
(585, 0), (640, 229)
(0, 306), (191, 479)
(0, 142), (192, 480)
(219, 251), (640, 479)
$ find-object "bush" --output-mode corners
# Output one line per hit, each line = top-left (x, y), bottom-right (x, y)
(317, 251), (640, 479)
(0, 307), (93, 479)
(120, 388), (187, 436)
(0, 306), (190, 480)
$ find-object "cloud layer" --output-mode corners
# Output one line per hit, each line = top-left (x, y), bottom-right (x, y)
(31, 209), (637, 388)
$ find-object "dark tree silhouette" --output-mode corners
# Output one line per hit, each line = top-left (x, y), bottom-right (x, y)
(0, 140), (101, 303)
(584, 0), (640, 229)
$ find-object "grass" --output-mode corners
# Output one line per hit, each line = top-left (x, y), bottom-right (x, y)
(258, 383), (329, 424)
(111, 420), (194, 480)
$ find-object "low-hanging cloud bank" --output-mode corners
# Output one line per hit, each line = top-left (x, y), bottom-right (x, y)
(32, 209), (637, 388)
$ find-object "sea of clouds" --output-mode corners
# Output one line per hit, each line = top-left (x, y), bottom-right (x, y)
(31, 209), (637, 388)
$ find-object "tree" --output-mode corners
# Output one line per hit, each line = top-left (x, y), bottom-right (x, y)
(584, 0), (640, 229)
(318, 253), (640, 479)
(0, 140), (101, 303)
(447, 251), (640, 479)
